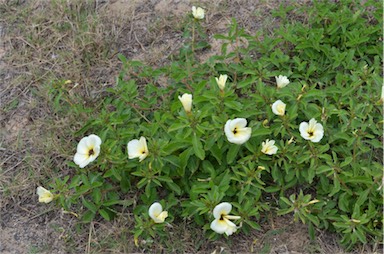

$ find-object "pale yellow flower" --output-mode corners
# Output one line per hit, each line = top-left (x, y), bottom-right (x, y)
(192, 6), (205, 20)
(127, 136), (149, 162)
(215, 74), (228, 91)
(73, 134), (102, 168)
(210, 202), (241, 236)
(148, 202), (168, 223)
(271, 100), (286, 116)
(275, 75), (290, 88)
(178, 93), (193, 113)
(224, 118), (252, 145)
(299, 118), (324, 143)
(261, 139), (278, 155)
(36, 186), (54, 203)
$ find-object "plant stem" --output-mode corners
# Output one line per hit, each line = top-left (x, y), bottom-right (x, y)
(192, 21), (195, 54)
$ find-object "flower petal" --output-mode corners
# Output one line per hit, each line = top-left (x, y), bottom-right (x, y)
(228, 127), (251, 145)
(299, 122), (309, 138)
(224, 120), (234, 139)
(179, 93), (193, 113)
(229, 118), (247, 129)
(74, 153), (90, 168)
(210, 218), (228, 234)
(272, 100), (286, 116)
(213, 202), (232, 219)
(74, 134), (101, 168)
(225, 118), (251, 145)
(36, 186), (48, 196)
(76, 138), (90, 155)
(308, 118), (317, 128)
(36, 186), (53, 203)
(127, 139), (141, 159)
(225, 215), (241, 220)
(311, 125), (324, 142)
(156, 211), (168, 223)
(149, 202), (162, 218)
(86, 134), (102, 147)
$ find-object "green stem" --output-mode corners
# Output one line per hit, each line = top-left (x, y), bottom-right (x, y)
(192, 21), (195, 54)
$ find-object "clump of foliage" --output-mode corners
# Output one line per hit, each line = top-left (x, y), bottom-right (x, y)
(47, 0), (382, 250)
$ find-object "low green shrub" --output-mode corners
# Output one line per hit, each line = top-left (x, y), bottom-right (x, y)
(42, 0), (382, 250)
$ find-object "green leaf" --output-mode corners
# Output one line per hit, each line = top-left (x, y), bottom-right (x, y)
(353, 189), (370, 216)
(103, 168), (122, 181)
(81, 210), (96, 223)
(82, 198), (98, 213)
(308, 222), (315, 240)
(192, 133), (205, 160)
(252, 127), (272, 137)
(227, 145), (240, 164)
(344, 176), (372, 185)
(329, 174), (340, 197)
(316, 165), (332, 174)
(168, 122), (188, 132)
(166, 181), (182, 195)
(179, 148), (192, 171)
(224, 101), (243, 111)
(92, 188), (102, 205)
(354, 227), (367, 244)
(81, 174), (90, 187)
(211, 144), (223, 164)
(69, 175), (81, 188)
(340, 157), (353, 168)
(265, 186), (280, 193)
(99, 208), (111, 221)
(338, 192), (351, 212)
(246, 220), (261, 230)
(120, 171), (131, 193)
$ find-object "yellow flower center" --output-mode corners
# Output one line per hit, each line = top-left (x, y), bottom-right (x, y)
(233, 128), (238, 135)
(277, 104), (285, 114)
(308, 131), (314, 137)
(88, 148), (95, 156)
(219, 213), (225, 221)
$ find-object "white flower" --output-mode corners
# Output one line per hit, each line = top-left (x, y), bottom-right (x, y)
(148, 202), (168, 223)
(299, 118), (324, 143)
(261, 139), (278, 155)
(271, 100), (286, 116)
(224, 118), (252, 145)
(275, 75), (290, 88)
(192, 6), (205, 20)
(73, 134), (102, 168)
(178, 93), (193, 113)
(127, 136), (149, 162)
(36, 186), (54, 203)
(215, 74), (228, 91)
(210, 202), (241, 236)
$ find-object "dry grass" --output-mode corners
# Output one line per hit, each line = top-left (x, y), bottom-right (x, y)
(0, 0), (381, 253)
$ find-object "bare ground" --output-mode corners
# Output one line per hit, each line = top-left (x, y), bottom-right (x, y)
(0, 0), (380, 253)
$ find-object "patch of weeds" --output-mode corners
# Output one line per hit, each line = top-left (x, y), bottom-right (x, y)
(43, 0), (383, 252)
(2, 0), (382, 253)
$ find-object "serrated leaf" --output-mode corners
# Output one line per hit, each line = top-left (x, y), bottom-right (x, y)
(99, 209), (111, 221)
(82, 198), (98, 213)
(340, 157), (353, 168)
(265, 186), (281, 193)
(81, 210), (96, 223)
(226, 145), (240, 164)
(166, 181), (181, 195)
(192, 133), (205, 160)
